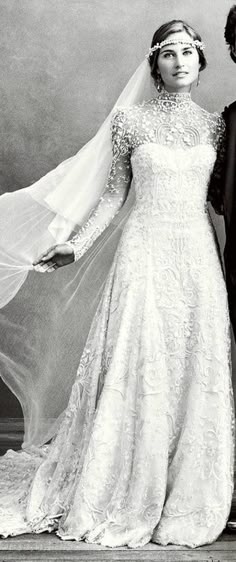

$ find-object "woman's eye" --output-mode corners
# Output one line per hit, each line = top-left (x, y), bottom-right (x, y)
(162, 49), (193, 59)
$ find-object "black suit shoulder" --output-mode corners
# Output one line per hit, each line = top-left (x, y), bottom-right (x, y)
(223, 101), (236, 122)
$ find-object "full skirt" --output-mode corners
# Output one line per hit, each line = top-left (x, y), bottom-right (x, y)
(0, 208), (234, 548)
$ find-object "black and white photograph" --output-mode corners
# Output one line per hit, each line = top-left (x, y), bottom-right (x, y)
(0, 1), (236, 560)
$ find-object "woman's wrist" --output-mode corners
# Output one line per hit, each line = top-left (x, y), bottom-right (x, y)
(65, 240), (76, 261)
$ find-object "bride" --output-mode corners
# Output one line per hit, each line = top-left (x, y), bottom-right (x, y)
(0, 19), (234, 549)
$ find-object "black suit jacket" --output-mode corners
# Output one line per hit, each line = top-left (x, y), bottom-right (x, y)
(221, 103), (236, 339)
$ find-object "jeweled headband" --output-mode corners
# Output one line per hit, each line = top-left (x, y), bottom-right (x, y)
(145, 39), (206, 60)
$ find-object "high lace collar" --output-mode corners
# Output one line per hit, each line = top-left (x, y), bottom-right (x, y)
(151, 89), (193, 112)
(159, 89), (192, 100)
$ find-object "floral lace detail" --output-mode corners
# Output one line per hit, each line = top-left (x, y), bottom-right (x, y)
(0, 91), (234, 548)
(68, 92), (225, 260)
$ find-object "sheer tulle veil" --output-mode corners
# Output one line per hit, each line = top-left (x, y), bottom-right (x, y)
(0, 59), (155, 447)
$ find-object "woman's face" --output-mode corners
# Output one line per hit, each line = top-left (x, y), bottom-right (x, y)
(157, 30), (201, 93)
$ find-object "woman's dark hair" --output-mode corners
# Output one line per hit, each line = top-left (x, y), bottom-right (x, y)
(225, 5), (236, 62)
(148, 20), (207, 85)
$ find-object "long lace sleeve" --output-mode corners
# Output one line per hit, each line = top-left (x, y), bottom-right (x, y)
(207, 115), (226, 215)
(67, 110), (132, 261)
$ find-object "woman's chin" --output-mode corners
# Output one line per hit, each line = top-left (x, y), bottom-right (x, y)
(166, 78), (193, 92)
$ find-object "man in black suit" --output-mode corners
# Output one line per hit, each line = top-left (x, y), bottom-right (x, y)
(219, 5), (236, 341)
(222, 6), (236, 528)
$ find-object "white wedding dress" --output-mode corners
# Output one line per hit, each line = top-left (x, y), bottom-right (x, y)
(0, 91), (234, 548)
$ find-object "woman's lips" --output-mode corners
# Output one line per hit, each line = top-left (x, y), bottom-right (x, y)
(173, 71), (189, 76)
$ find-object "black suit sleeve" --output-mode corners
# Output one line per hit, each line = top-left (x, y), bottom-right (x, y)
(218, 105), (236, 340)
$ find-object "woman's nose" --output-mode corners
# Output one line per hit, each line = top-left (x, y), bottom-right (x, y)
(175, 54), (185, 68)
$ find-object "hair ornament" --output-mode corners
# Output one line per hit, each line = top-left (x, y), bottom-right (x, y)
(145, 39), (206, 59)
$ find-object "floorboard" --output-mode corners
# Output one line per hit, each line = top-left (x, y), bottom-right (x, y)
(1, 532), (236, 562)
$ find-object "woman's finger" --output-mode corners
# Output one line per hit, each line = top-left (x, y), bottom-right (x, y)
(34, 261), (58, 273)
(33, 247), (57, 265)
(45, 264), (58, 273)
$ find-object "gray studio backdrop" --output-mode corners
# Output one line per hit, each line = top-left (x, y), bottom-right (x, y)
(0, 0), (236, 418)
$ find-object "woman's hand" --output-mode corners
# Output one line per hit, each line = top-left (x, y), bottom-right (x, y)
(33, 243), (75, 272)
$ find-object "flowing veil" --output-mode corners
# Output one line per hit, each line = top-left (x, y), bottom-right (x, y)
(0, 59), (155, 448)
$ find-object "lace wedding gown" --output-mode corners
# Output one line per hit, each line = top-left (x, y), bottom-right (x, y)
(0, 91), (234, 548)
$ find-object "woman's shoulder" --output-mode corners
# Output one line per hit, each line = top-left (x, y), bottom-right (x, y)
(208, 111), (226, 136)
(112, 102), (146, 122)
(111, 101), (157, 137)
(195, 104), (226, 136)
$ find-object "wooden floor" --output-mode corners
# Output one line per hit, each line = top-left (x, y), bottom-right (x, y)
(1, 532), (236, 562)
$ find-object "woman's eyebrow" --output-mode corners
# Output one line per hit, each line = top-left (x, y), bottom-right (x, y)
(161, 45), (194, 54)
(160, 48), (175, 54)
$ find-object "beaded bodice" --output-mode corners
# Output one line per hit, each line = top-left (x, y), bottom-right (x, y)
(131, 143), (215, 220)
(115, 92), (224, 219)
(116, 92), (223, 151)
(69, 91), (225, 260)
